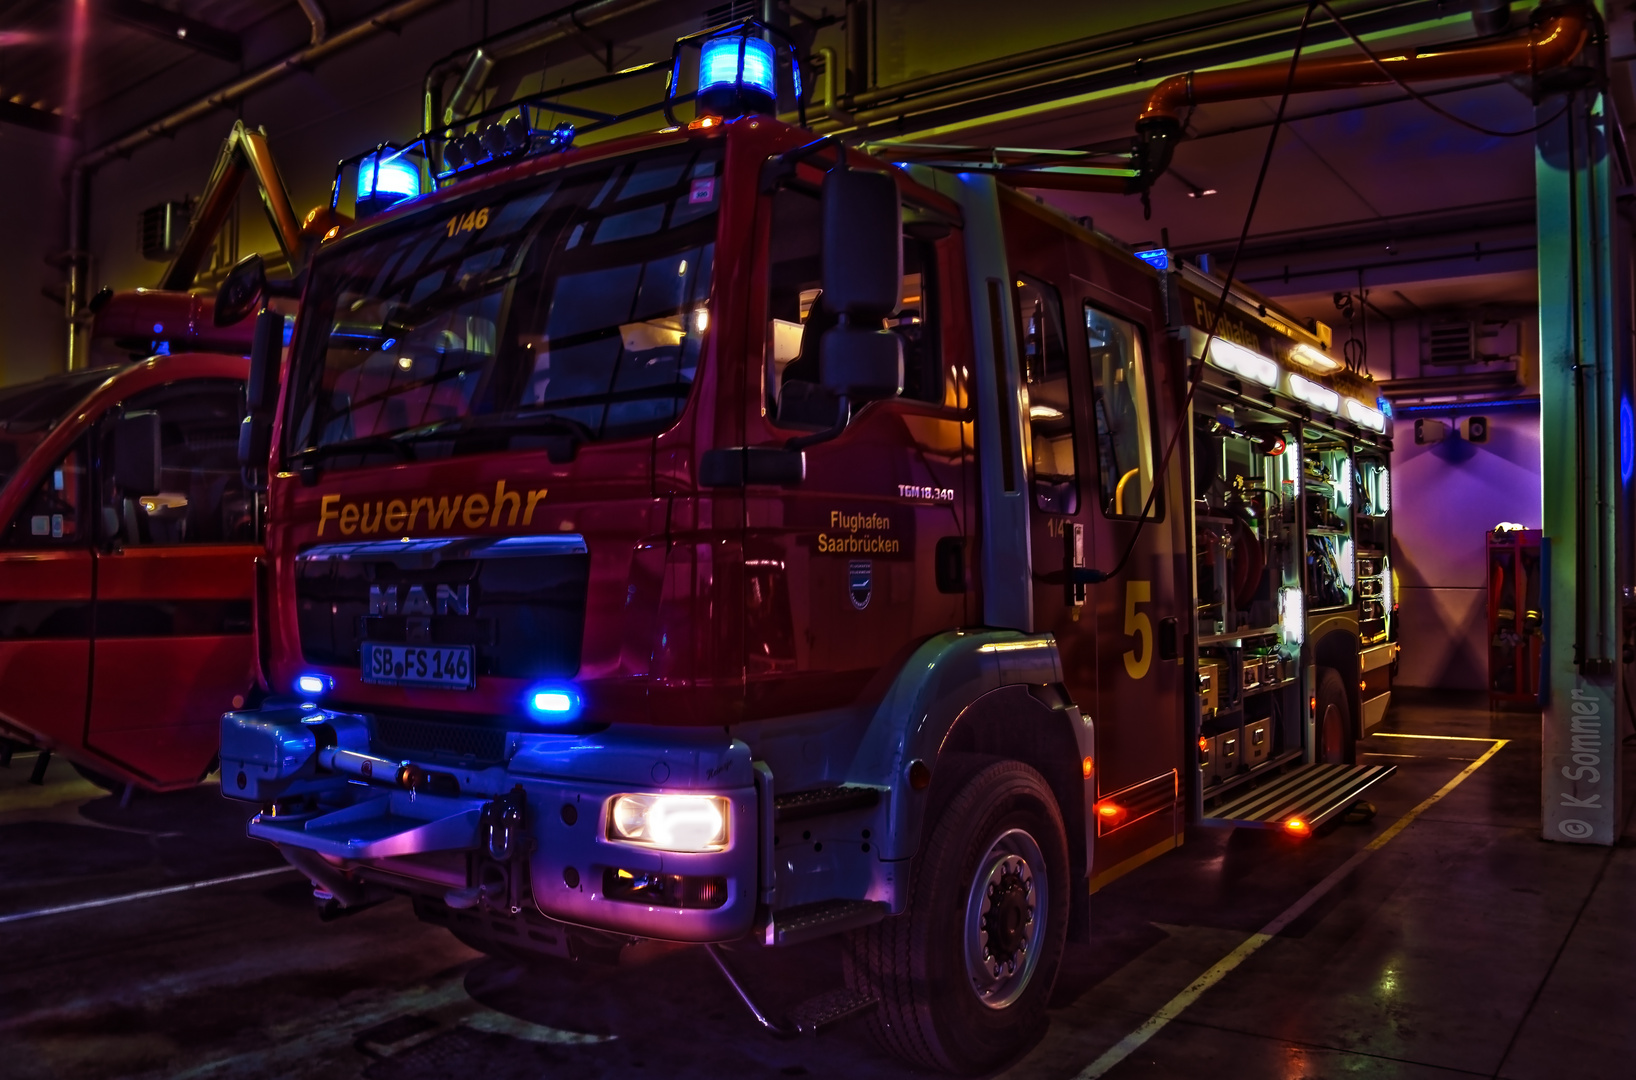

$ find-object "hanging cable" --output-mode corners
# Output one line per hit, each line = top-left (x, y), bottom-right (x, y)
(1316, 1), (1570, 138)
(1080, 1), (1321, 585)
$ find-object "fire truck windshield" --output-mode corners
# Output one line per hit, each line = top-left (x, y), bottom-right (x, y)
(285, 144), (721, 467)
(0, 366), (118, 493)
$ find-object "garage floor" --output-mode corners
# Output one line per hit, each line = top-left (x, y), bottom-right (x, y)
(3, 693), (1632, 1080)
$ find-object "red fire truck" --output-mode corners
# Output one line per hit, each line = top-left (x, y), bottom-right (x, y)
(0, 120), (312, 793)
(0, 353), (258, 792)
(217, 19), (1419, 1071)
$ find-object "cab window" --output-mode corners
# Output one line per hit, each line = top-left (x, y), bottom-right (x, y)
(1086, 304), (1159, 519)
(765, 187), (943, 426)
(1016, 274), (1075, 513)
(3, 442), (89, 546)
(99, 380), (253, 546)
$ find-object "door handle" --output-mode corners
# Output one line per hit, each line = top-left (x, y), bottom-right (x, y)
(1064, 522), (1085, 607)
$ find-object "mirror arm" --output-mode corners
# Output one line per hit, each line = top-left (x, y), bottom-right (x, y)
(760, 134), (842, 193)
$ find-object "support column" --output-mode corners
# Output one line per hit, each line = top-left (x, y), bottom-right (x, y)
(1535, 89), (1626, 845)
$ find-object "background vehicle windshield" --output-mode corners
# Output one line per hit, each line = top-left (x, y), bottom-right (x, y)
(285, 144), (721, 466)
(0, 367), (116, 493)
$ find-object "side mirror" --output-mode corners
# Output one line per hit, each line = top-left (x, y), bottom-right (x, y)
(114, 411), (162, 495)
(821, 166), (901, 318)
(247, 308), (284, 411)
(239, 308), (285, 471)
(215, 253), (267, 327)
(821, 327), (903, 402)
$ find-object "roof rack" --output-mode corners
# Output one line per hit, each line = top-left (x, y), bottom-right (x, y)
(328, 17), (807, 214)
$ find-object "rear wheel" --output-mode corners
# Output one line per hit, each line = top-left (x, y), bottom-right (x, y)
(1315, 666), (1354, 765)
(844, 756), (1069, 1074)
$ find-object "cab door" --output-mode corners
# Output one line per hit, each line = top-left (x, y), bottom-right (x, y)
(741, 180), (970, 721)
(0, 440), (93, 753)
(87, 378), (257, 789)
(1076, 286), (1187, 878)
(1013, 272), (1099, 712)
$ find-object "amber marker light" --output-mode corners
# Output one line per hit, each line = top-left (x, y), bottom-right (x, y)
(1081, 756), (1094, 779)
(1285, 818), (1311, 835)
(1198, 736), (1210, 753)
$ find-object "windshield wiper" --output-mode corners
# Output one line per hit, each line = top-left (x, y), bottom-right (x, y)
(293, 436), (414, 484)
(395, 412), (593, 463)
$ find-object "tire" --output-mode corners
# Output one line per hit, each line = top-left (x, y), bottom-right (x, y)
(1315, 666), (1354, 765)
(844, 756), (1070, 1074)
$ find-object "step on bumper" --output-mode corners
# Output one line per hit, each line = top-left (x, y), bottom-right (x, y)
(1204, 762), (1397, 830)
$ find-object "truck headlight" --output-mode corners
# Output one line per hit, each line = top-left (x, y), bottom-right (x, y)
(607, 793), (730, 852)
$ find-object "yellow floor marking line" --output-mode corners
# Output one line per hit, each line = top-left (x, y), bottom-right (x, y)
(1369, 732), (1503, 742)
(0, 866), (296, 925)
(1075, 738), (1508, 1080)
(0, 776), (105, 814)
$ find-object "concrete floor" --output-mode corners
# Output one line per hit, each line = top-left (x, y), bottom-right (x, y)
(1, 693), (1632, 1079)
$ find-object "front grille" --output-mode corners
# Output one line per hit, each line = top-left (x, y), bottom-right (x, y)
(295, 534), (589, 678)
(374, 715), (508, 763)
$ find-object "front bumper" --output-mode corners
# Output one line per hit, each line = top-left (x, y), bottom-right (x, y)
(221, 706), (760, 943)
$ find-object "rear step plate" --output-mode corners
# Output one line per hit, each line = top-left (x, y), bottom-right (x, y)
(1204, 762), (1397, 830)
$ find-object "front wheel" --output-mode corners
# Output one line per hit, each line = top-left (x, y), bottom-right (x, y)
(845, 756), (1069, 1074)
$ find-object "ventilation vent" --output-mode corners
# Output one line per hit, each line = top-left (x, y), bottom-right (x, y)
(140, 200), (193, 262)
(702, 0), (759, 30)
(1422, 320), (1475, 366)
(373, 716), (508, 764)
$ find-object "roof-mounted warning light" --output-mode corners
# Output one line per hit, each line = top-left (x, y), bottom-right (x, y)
(665, 18), (805, 127)
(355, 148), (421, 218)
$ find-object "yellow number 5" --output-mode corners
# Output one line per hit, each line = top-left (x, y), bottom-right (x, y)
(1123, 580), (1152, 679)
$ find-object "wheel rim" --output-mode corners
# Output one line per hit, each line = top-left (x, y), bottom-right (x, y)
(962, 827), (1048, 1010)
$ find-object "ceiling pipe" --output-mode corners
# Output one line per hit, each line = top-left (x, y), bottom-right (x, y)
(1133, 3), (1593, 186)
(63, 0), (453, 369)
(77, 0), (449, 172)
(296, 0), (328, 46)
(422, 0), (668, 134)
(810, 0), (1430, 135)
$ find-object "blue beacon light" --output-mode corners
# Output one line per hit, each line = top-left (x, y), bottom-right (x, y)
(527, 686), (583, 721)
(356, 150), (421, 217)
(697, 31), (777, 116)
(1134, 248), (1171, 271)
(296, 673), (334, 698)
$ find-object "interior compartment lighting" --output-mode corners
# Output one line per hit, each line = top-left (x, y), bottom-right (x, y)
(1279, 586), (1304, 644)
(1286, 372), (1340, 413)
(1344, 397), (1386, 432)
(1289, 343), (1342, 374)
(1340, 538), (1356, 588)
(1338, 458), (1353, 505)
(608, 793), (731, 852)
(1378, 466), (1390, 512)
(1204, 338), (1279, 388)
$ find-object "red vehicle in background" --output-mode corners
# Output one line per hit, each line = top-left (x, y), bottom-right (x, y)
(0, 355), (258, 792)
(0, 119), (316, 793)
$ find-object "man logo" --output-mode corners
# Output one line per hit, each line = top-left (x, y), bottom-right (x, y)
(849, 560), (872, 610)
(368, 584), (471, 616)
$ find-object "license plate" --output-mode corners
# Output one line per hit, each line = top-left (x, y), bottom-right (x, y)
(361, 642), (475, 689)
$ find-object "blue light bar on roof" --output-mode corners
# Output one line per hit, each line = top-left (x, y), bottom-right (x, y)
(357, 150), (420, 203)
(1134, 248), (1170, 271)
(700, 32), (776, 100)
